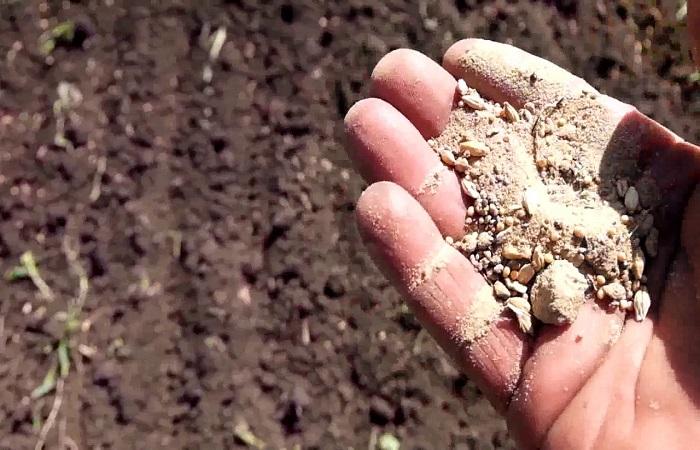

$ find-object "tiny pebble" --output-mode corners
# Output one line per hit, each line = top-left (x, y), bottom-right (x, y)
(493, 281), (510, 299)
(440, 149), (456, 166)
(457, 79), (468, 95)
(624, 186), (640, 212)
(503, 102), (520, 122)
(602, 282), (626, 301)
(517, 264), (536, 284)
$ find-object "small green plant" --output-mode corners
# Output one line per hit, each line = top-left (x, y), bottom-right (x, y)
(39, 20), (76, 55)
(6, 251), (54, 300)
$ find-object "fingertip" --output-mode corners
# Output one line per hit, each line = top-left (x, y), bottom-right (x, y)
(356, 181), (437, 244)
(442, 38), (483, 72)
(344, 97), (379, 131)
(370, 48), (423, 89)
(370, 48), (456, 137)
(355, 181), (401, 236)
(343, 97), (386, 159)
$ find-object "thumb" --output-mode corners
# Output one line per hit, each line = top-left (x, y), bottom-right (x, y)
(689, 0), (700, 65)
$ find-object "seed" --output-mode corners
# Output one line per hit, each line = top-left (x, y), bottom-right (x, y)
(494, 264), (504, 274)
(493, 281), (510, 299)
(616, 179), (629, 198)
(440, 148), (456, 166)
(467, 206), (475, 217)
(460, 140), (490, 158)
(462, 94), (486, 110)
(632, 252), (645, 279)
(544, 253), (554, 264)
(495, 221), (505, 232)
(445, 236), (454, 245)
(506, 301), (533, 334)
(509, 269), (519, 281)
(621, 214), (630, 225)
(602, 282), (626, 301)
(633, 289), (651, 322)
(573, 226), (585, 239)
(506, 296), (531, 313)
(502, 245), (532, 260)
(502, 266), (511, 278)
(596, 287), (605, 300)
(457, 78), (468, 96)
(624, 186), (640, 212)
(503, 102), (520, 122)
(595, 275), (606, 286)
(461, 179), (481, 199)
(517, 264), (536, 284)
(549, 230), (560, 242)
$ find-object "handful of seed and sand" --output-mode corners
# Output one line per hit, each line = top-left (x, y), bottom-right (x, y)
(430, 79), (659, 333)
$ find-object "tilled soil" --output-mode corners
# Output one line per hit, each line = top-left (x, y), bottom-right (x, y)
(0, 1), (697, 449)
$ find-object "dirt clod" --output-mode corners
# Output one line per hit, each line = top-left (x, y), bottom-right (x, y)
(530, 260), (588, 324)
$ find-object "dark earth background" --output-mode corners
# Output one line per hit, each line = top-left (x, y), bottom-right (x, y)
(0, 0), (697, 449)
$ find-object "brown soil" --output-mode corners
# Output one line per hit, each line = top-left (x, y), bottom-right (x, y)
(0, 1), (697, 449)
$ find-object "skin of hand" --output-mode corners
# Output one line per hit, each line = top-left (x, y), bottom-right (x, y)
(344, 39), (700, 449)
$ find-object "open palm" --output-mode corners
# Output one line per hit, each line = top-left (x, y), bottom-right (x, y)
(344, 39), (700, 449)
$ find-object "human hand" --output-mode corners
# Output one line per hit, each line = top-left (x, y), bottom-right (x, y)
(344, 39), (700, 449)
